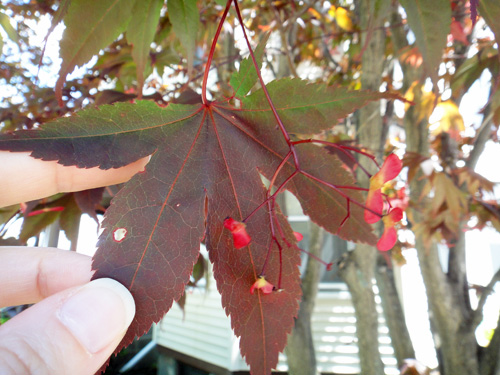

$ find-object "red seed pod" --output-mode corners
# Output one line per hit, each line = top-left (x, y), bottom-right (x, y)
(224, 217), (251, 249)
(250, 276), (274, 294)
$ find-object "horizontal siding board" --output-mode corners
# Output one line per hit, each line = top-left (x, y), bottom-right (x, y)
(160, 332), (230, 355)
(164, 310), (231, 330)
(161, 323), (232, 345)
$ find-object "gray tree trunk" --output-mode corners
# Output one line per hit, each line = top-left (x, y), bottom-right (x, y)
(401, 53), (482, 375)
(375, 255), (415, 366)
(337, 1), (413, 374)
(339, 245), (385, 375)
(285, 223), (325, 375)
(389, 2), (490, 372)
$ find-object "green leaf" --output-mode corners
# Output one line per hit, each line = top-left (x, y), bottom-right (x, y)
(230, 32), (270, 99)
(40, 0), (71, 64)
(0, 12), (18, 43)
(60, 200), (82, 245)
(56, 0), (136, 104)
(479, 0), (500, 50)
(127, 0), (164, 94)
(399, 0), (451, 81)
(451, 48), (499, 96)
(0, 204), (18, 225)
(20, 209), (61, 243)
(240, 78), (403, 135)
(168, 0), (200, 76)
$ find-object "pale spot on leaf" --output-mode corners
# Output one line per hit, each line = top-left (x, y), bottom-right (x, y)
(113, 227), (127, 242)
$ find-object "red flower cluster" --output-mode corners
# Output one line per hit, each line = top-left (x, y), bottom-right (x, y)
(224, 217), (251, 249)
(364, 154), (403, 251)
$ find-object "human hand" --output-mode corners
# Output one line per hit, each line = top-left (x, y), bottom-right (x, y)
(0, 151), (149, 375)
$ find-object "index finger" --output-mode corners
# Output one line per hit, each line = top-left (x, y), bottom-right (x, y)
(0, 247), (93, 307)
(0, 151), (149, 207)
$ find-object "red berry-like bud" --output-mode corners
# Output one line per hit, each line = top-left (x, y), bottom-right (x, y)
(224, 217), (251, 249)
(293, 231), (303, 242)
(250, 276), (274, 294)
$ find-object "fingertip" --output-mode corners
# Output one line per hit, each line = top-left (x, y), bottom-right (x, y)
(57, 278), (135, 354)
(0, 278), (136, 375)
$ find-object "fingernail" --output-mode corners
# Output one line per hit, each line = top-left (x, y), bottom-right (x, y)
(57, 278), (135, 354)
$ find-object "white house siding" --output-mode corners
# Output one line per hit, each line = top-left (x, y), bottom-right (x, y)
(154, 282), (398, 374)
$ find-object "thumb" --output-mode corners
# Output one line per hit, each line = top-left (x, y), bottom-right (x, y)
(0, 278), (135, 375)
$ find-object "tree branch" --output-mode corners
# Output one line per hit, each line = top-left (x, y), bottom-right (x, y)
(479, 308), (500, 375)
(285, 222), (325, 375)
(271, 5), (299, 78)
(466, 110), (494, 170)
(473, 267), (500, 328)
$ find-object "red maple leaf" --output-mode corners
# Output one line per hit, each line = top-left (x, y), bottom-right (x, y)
(0, 78), (397, 373)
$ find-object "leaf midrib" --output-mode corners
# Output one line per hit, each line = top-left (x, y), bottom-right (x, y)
(208, 107), (269, 371)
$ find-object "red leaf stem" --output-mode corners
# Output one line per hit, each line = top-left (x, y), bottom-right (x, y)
(338, 199), (351, 232)
(292, 138), (380, 175)
(232, 0), (298, 164)
(27, 206), (65, 217)
(296, 245), (334, 270)
(299, 170), (383, 219)
(202, 0), (232, 105)
(292, 139), (380, 166)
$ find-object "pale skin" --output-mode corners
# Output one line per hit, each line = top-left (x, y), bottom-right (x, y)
(0, 151), (149, 375)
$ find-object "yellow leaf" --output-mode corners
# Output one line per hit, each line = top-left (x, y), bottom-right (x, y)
(404, 81), (436, 121)
(431, 100), (464, 140)
(431, 173), (467, 221)
(328, 5), (336, 19)
(334, 7), (353, 32)
(308, 7), (322, 20)
(455, 167), (495, 195)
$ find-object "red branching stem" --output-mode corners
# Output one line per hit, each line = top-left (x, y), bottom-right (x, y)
(338, 200), (350, 233)
(259, 241), (274, 277)
(292, 138), (380, 169)
(267, 152), (293, 197)
(296, 245), (333, 269)
(221, 1), (386, 287)
(300, 170), (383, 218)
(271, 211), (286, 290)
(273, 212), (292, 248)
(334, 185), (369, 192)
(259, 199), (279, 277)
(232, 0), (301, 166)
(243, 153), (296, 223)
(277, 238), (283, 289)
(339, 145), (380, 167)
(202, 0), (232, 105)
(327, 144), (372, 177)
